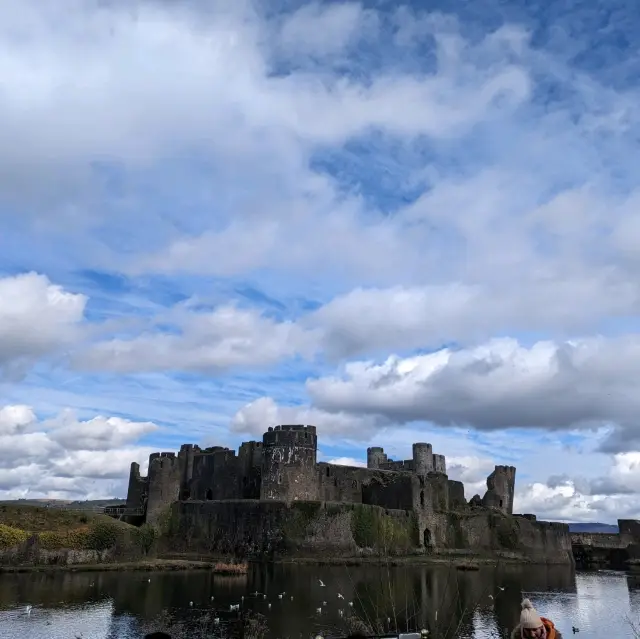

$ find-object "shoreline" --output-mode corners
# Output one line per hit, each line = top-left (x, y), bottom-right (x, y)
(0, 553), (574, 574)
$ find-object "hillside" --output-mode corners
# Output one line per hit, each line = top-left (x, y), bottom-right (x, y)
(0, 498), (125, 510)
(567, 522), (619, 533)
(0, 503), (128, 533)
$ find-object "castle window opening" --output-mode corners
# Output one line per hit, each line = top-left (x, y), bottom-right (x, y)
(205, 488), (213, 501)
(326, 467), (330, 477)
(423, 528), (432, 547)
(277, 474), (282, 485)
(420, 490), (425, 507)
(499, 499), (503, 508)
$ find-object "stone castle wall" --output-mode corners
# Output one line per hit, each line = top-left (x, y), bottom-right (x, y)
(125, 424), (527, 558)
(164, 499), (573, 564)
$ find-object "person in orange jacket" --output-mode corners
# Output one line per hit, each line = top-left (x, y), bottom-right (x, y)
(510, 598), (564, 638)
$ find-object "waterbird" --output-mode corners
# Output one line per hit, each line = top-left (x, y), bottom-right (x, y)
(189, 602), (194, 607)
(25, 605), (32, 615)
(211, 596), (215, 601)
(498, 586), (505, 591)
(214, 618), (220, 625)
(318, 579), (326, 587)
(241, 596), (245, 601)
(348, 601), (353, 607)
(316, 607), (322, 614)
(337, 593), (344, 599)
(268, 603), (272, 610)
(278, 594), (283, 599)
(230, 604), (240, 612)
(322, 601), (327, 606)
(572, 627), (579, 634)
(263, 594), (267, 599)
(290, 596), (293, 601)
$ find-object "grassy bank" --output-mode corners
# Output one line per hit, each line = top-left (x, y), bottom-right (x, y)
(0, 558), (249, 574)
(0, 504), (155, 564)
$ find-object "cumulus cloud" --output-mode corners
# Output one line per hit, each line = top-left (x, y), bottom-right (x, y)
(305, 336), (640, 452)
(0, 273), (87, 377)
(0, 404), (157, 500)
(76, 304), (318, 374)
(230, 396), (384, 440)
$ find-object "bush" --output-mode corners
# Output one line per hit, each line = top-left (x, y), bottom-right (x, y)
(37, 531), (67, 550)
(87, 520), (122, 551)
(134, 524), (157, 555)
(0, 524), (28, 548)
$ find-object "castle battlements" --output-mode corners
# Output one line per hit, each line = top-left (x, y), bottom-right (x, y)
(125, 425), (516, 534)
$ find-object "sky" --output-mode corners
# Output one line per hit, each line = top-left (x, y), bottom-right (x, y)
(0, 0), (639, 524)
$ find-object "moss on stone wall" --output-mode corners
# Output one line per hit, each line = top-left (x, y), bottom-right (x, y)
(283, 501), (323, 539)
(350, 505), (417, 552)
(496, 517), (520, 550)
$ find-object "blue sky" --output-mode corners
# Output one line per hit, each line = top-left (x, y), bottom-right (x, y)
(0, 0), (639, 522)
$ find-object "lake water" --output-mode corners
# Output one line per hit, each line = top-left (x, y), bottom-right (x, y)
(0, 564), (639, 639)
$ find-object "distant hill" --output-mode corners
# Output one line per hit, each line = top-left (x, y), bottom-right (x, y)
(567, 522), (619, 533)
(0, 498), (125, 510)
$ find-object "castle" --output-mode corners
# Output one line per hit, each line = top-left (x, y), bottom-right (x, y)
(125, 425), (520, 553)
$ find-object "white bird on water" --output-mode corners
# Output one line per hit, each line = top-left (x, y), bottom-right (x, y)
(316, 607), (322, 614)
(337, 593), (344, 599)
(25, 605), (32, 615)
(318, 579), (326, 587)
(268, 603), (272, 610)
(278, 594), (283, 599)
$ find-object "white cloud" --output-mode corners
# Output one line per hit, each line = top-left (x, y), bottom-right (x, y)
(76, 304), (318, 374)
(305, 336), (640, 452)
(324, 457), (366, 468)
(0, 404), (157, 500)
(0, 273), (87, 377)
(231, 396), (383, 440)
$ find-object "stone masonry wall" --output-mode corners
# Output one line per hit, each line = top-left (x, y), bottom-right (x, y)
(146, 453), (181, 525)
(166, 499), (573, 563)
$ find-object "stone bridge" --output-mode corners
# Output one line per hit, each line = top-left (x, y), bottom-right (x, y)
(571, 519), (640, 568)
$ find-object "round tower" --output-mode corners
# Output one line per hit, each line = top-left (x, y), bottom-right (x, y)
(412, 443), (433, 475)
(260, 425), (318, 501)
(367, 446), (387, 469)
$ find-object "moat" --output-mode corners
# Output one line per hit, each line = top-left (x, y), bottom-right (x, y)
(1, 564), (640, 638)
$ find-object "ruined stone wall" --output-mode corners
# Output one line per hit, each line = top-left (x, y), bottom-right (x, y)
(361, 470), (415, 510)
(146, 452), (181, 525)
(189, 448), (243, 501)
(482, 465), (516, 515)
(317, 463), (366, 502)
(165, 499), (572, 563)
(238, 441), (263, 499)
(125, 462), (148, 510)
(433, 454), (447, 474)
(366, 447), (387, 469)
(178, 444), (198, 500)
(380, 459), (415, 471)
(447, 480), (466, 508)
(425, 511), (573, 563)
(261, 425), (318, 501)
(167, 500), (419, 557)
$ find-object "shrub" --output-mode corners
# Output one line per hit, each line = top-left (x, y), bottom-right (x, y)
(0, 524), (28, 548)
(134, 524), (157, 555)
(87, 520), (122, 551)
(37, 531), (67, 550)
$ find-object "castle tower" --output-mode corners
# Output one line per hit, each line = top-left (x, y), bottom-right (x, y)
(146, 452), (181, 524)
(412, 443), (434, 475)
(178, 444), (199, 500)
(367, 446), (387, 469)
(432, 454), (446, 474)
(260, 425), (318, 501)
(482, 465), (516, 514)
(125, 461), (148, 511)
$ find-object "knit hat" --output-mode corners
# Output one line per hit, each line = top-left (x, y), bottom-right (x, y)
(520, 599), (543, 629)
